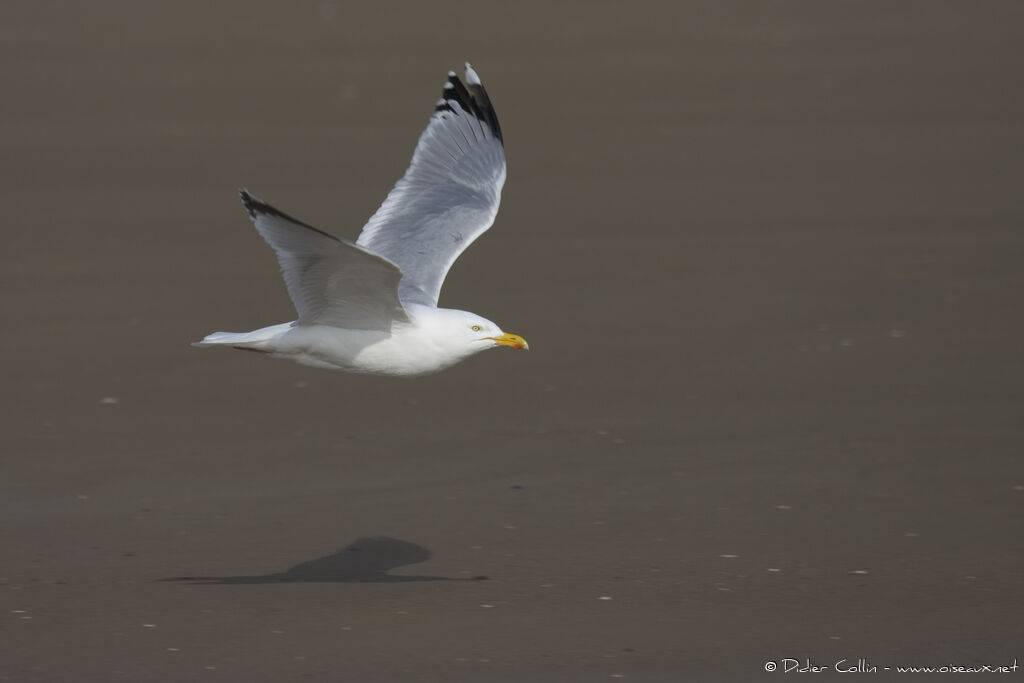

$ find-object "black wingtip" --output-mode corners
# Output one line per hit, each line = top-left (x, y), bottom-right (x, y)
(238, 188), (262, 218)
(237, 188), (333, 237)
(434, 66), (503, 143)
(238, 188), (293, 223)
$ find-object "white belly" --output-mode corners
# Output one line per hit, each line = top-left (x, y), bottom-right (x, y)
(273, 324), (468, 376)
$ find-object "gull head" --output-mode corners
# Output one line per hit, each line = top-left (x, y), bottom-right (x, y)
(412, 307), (529, 363)
(446, 309), (528, 352)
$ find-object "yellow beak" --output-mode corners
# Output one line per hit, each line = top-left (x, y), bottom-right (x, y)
(485, 333), (529, 350)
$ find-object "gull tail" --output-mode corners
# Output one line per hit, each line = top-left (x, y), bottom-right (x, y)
(192, 323), (291, 352)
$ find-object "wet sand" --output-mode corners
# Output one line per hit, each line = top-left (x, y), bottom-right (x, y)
(3, 2), (1023, 681)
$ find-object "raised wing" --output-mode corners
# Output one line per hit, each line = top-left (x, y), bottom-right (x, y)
(240, 190), (410, 331)
(355, 64), (506, 308)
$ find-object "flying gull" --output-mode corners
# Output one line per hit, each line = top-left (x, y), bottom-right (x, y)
(195, 64), (528, 376)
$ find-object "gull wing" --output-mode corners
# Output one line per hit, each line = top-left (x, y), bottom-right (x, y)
(240, 190), (410, 331)
(355, 64), (506, 308)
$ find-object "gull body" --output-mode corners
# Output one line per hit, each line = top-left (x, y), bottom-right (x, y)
(195, 64), (527, 376)
(202, 305), (525, 376)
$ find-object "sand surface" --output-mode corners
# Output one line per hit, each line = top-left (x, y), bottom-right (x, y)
(3, 2), (1023, 681)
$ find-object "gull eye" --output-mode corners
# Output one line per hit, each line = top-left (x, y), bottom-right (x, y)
(471, 325), (482, 332)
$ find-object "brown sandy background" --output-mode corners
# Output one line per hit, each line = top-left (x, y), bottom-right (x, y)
(3, 2), (1023, 681)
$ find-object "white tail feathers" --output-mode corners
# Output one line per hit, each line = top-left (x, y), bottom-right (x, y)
(192, 323), (292, 350)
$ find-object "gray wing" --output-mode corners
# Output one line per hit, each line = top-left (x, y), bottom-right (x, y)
(355, 64), (506, 308)
(240, 190), (410, 331)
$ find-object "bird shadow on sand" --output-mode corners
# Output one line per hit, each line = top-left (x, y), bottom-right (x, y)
(159, 536), (487, 584)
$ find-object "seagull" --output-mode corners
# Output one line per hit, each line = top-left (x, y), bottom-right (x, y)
(195, 64), (528, 376)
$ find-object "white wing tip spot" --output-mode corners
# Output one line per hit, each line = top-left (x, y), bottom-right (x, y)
(464, 63), (481, 85)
